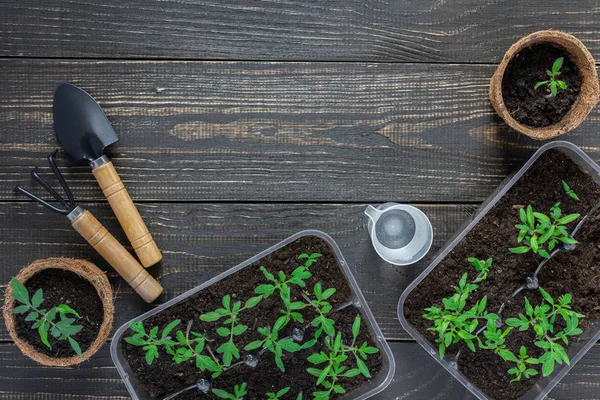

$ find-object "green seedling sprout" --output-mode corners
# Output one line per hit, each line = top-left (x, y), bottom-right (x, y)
(255, 253), (321, 330)
(170, 323), (224, 377)
(562, 180), (580, 201)
(506, 288), (584, 377)
(244, 321), (313, 372)
(125, 319), (180, 365)
(10, 278), (83, 357)
(509, 203), (579, 259)
(534, 57), (567, 96)
(423, 259), (498, 358)
(502, 346), (540, 383)
(303, 283), (336, 339)
(266, 387), (290, 399)
(200, 294), (262, 366)
(212, 382), (247, 400)
(468, 257), (492, 283)
(306, 322), (379, 400)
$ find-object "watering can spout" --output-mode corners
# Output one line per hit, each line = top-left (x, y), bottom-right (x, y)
(364, 205), (380, 223)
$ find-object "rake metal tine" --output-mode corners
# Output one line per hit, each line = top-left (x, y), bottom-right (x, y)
(30, 168), (70, 209)
(14, 185), (70, 215)
(47, 149), (76, 210)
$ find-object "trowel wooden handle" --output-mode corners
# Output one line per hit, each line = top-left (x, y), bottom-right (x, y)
(91, 158), (162, 268)
(70, 208), (163, 303)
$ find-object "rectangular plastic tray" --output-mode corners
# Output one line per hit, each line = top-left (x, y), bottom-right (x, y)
(398, 141), (600, 400)
(112, 230), (395, 400)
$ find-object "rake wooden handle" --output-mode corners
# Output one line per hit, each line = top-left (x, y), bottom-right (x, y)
(70, 208), (163, 303)
(91, 159), (162, 268)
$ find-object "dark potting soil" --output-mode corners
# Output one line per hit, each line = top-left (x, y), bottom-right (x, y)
(13, 268), (105, 357)
(121, 236), (384, 399)
(502, 43), (582, 128)
(404, 149), (600, 400)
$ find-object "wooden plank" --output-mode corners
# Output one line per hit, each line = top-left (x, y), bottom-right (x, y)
(2, 59), (600, 202)
(0, 341), (598, 399)
(0, 202), (478, 342)
(2, 1), (600, 63)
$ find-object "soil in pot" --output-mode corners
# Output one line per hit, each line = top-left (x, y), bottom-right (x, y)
(121, 236), (384, 399)
(404, 149), (600, 400)
(502, 43), (582, 128)
(13, 268), (105, 357)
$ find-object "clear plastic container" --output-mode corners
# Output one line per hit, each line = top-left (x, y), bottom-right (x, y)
(112, 230), (395, 400)
(398, 141), (600, 400)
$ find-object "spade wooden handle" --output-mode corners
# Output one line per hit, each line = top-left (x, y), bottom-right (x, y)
(91, 158), (162, 268)
(70, 208), (163, 303)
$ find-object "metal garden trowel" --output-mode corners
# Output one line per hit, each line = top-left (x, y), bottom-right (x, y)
(53, 83), (162, 268)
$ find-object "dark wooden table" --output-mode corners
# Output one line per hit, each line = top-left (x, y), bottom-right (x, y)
(1, 1), (600, 399)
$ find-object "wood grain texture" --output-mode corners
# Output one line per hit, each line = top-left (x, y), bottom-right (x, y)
(1, 0), (600, 63)
(0, 341), (598, 399)
(2, 59), (600, 202)
(0, 202), (478, 342)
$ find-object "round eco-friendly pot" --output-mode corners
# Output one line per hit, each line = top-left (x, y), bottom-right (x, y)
(3, 258), (114, 366)
(490, 30), (599, 140)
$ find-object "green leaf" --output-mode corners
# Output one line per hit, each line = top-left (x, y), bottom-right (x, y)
(39, 324), (51, 349)
(232, 324), (248, 336)
(509, 246), (530, 254)
(557, 214), (580, 224)
(12, 305), (30, 314)
(25, 311), (38, 321)
(196, 355), (218, 371)
(534, 81), (548, 89)
(352, 315), (361, 340)
(161, 319), (180, 339)
(55, 304), (80, 318)
(200, 312), (223, 322)
(550, 82), (558, 96)
(356, 357), (371, 377)
(539, 288), (554, 305)
(321, 288), (336, 300)
(244, 295), (262, 309)
(69, 337), (83, 357)
(553, 57), (564, 73)
(10, 278), (30, 305)
(542, 358), (555, 377)
(31, 289), (44, 308)
(557, 80), (567, 90)
(216, 327), (231, 337)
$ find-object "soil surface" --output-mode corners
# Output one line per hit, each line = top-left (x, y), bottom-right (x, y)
(502, 43), (582, 128)
(13, 268), (105, 357)
(121, 236), (384, 399)
(404, 149), (600, 400)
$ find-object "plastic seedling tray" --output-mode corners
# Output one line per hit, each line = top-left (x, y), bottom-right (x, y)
(112, 230), (395, 400)
(398, 141), (600, 400)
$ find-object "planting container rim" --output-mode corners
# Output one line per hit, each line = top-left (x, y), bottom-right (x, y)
(398, 141), (600, 400)
(111, 229), (395, 400)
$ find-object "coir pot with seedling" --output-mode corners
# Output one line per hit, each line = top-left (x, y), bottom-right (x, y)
(490, 30), (599, 140)
(3, 258), (114, 366)
(399, 141), (600, 400)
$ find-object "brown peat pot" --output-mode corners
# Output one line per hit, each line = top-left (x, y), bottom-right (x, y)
(3, 258), (114, 366)
(490, 30), (599, 140)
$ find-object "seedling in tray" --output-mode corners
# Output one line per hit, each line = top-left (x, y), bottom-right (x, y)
(506, 288), (584, 377)
(534, 57), (567, 96)
(123, 250), (382, 400)
(10, 278), (83, 357)
(423, 259), (498, 358)
(509, 203), (579, 258)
